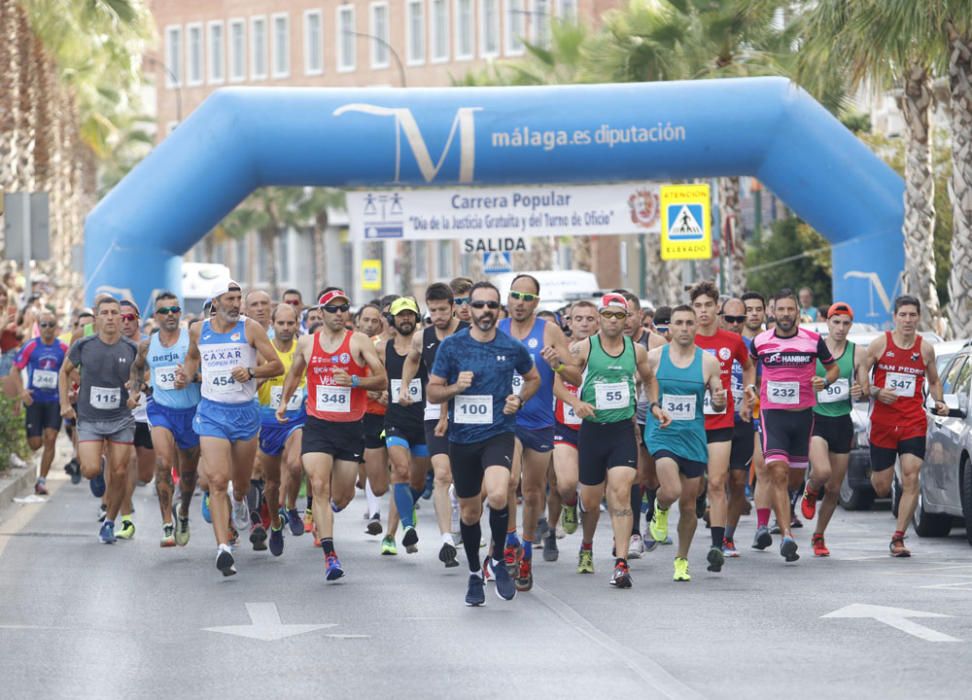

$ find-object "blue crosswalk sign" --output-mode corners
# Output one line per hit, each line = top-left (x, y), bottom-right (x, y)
(483, 251), (513, 273)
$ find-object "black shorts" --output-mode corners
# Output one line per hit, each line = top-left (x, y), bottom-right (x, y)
(653, 449), (706, 479)
(515, 425), (554, 453)
(706, 427), (734, 444)
(449, 432), (515, 499)
(812, 413), (853, 455)
(578, 420), (638, 486)
(134, 421), (154, 450)
(363, 412), (385, 450)
(760, 408), (814, 469)
(384, 421), (426, 447)
(302, 415), (365, 463)
(730, 420), (756, 470)
(553, 422), (579, 449)
(25, 401), (61, 438)
(870, 437), (926, 472)
(424, 419), (450, 458)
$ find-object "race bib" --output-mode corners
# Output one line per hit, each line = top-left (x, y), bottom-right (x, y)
(817, 377), (850, 404)
(767, 381), (800, 405)
(316, 385), (351, 413)
(424, 401), (442, 421)
(562, 402), (582, 426)
(90, 386), (120, 411)
(153, 366), (177, 391)
(663, 394), (697, 421)
(270, 386), (303, 411)
(391, 378), (422, 403)
(512, 372), (524, 397)
(886, 372), (916, 398)
(595, 382), (630, 410)
(209, 371), (239, 396)
(32, 369), (57, 390)
(454, 394), (492, 424)
(703, 391), (727, 415)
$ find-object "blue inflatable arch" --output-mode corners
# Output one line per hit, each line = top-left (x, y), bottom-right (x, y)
(85, 76), (904, 324)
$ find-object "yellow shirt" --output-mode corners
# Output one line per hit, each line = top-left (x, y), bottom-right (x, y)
(257, 339), (305, 414)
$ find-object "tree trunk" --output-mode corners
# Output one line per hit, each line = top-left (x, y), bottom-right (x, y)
(946, 30), (972, 338)
(897, 64), (941, 329)
(644, 235), (681, 306)
(571, 235), (592, 271)
(0, 0), (20, 205)
(719, 176), (745, 296)
(313, 210), (329, 298)
(15, 6), (35, 193)
(260, 227), (278, 296)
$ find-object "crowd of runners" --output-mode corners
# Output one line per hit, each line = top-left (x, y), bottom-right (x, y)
(1, 275), (949, 606)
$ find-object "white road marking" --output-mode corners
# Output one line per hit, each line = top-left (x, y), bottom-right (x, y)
(203, 602), (338, 641)
(823, 603), (961, 643)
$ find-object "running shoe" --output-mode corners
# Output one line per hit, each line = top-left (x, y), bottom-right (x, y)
(515, 557), (534, 592)
(365, 513), (382, 536)
(673, 557), (691, 582)
(801, 484), (822, 520)
(250, 524), (268, 551)
(503, 543), (522, 577)
(769, 521), (782, 535)
(330, 499), (343, 514)
(465, 574), (486, 607)
(421, 469), (434, 500)
(629, 533), (644, 559)
(791, 515), (803, 529)
(534, 518), (550, 545)
(216, 547), (236, 576)
(492, 558), (517, 600)
(482, 555), (494, 583)
(811, 533), (830, 557)
(649, 506), (669, 543)
(722, 537), (739, 558)
(269, 526), (284, 557)
(889, 534), (911, 558)
(89, 469), (106, 498)
(439, 541), (459, 568)
(97, 503), (108, 522)
(303, 509), (314, 533)
(64, 457), (81, 485)
(577, 547), (594, 574)
(175, 517), (190, 546)
(287, 509), (304, 537)
(542, 529), (559, 562)
(99, 521), (116, 544)
(610, 560), (632, 589)
(160, 524), (176, 547)
(381, 536), (398, 555)
(560, 503), (579, 535)
(229, 526), (239, 547)
(116, 519), (136, 540)
(201, 492), (211, 524)
(780, 536), (799, 562)
(34, 479), (48, 496)
(325, 553), (345, 581)
(259, 499), (271, 530)
(643, 535), (660, 553)
(752, 525), (772, 550)
(695, 490), (706, 519)
(402, 526), (419, 554)
(231, 497), (250, 532)
(706, 546), (725, 572)
(313, 530), (320, 548)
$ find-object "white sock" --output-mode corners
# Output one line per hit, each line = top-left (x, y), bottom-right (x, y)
(442, 532), (455, 546)
(365, 479), (381, 518)
(218, 543), (232, 554)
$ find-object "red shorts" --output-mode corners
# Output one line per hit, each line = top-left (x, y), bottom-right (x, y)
(869, 418), (926, 450)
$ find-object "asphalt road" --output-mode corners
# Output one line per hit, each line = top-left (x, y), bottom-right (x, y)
(2, 466), (972, 699)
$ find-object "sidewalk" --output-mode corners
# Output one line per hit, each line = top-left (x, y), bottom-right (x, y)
(0, 437), (74, 524)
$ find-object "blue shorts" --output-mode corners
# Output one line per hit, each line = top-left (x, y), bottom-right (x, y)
(193, 399), (260, 443)
(259, 420), (304, 457)
(147, 401), (200, 450)
(385, 422), (429, 457)
(515, 424), (554, 453)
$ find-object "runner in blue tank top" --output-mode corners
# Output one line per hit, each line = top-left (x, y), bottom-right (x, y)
(497, 273), (579, 592)
(644, 305), (726, 583)
(128, 292), (202, 549)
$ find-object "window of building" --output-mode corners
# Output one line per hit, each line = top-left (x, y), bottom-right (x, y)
(505, 0), (525, 55)
(186, 23), (203, 86)
(208, 21), (224, 84)
(304, 10), (324, 75)
(454, 0), (473, 59)
(413, 241), (428, 281)
(251, 16), (268, 80)
(430, 0), (449, 62)
(406, 0), (425, 65)
(558, 0), (578, 23)
(276, 230), (292, 284)
(229, 18), (246, 81)
(337, 5), (355, 72)
(532, 0), (550, 48)
(437, 240), (452, 278)
(479, 0), (500, 57)
(370, 3), (390, 69)
(164, 26), (182, 87)
(272, 13), (290, 78)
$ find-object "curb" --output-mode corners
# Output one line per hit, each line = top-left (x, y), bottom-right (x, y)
(0, 466), (36, 506)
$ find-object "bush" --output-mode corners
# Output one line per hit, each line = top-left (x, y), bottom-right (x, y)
(0, 395), (30, 471)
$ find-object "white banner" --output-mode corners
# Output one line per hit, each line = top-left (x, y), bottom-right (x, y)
(347, 182), (661, 241)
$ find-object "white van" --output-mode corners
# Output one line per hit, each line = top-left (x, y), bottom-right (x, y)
(490, 270), (600, 311)
(182, 262), (231, 315)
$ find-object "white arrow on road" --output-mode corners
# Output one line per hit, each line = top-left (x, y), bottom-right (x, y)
(822, 604), (961, 643)
(204, 603), (337, 641)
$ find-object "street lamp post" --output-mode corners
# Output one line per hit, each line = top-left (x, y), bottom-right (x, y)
(144, 55), (183, 123)
(344, 30), (407, 87)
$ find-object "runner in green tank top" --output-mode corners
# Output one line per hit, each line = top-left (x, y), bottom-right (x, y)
(569, 294), (658, 589)
(803, 303), (869, 556)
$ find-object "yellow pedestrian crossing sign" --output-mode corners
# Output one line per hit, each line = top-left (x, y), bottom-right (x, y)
(660, 184), (711, 260)
(361, 259), (382, 291)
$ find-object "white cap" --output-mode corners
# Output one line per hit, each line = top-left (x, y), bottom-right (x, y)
(208, 279), (241, 300)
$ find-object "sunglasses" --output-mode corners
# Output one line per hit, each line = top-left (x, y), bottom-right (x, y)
(39, 321), (56, 328)
(454, 297), (470, 305)
(722, 315), (745, 324)
(120, 313), (138, 322)
(655, 324), (670, 333)
(470, 300), (500, 310)
(284, 299), (302, 306)
(599, 311), (627, 320)
(155, 306), (181, 315)
(509, 291), (539, 302)
(323, 303), (350, 314)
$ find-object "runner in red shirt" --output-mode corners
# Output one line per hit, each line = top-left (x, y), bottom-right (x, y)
(688, 281), (756, 573)
(865, 295), (947, 557)
(277, 289), (386, 581)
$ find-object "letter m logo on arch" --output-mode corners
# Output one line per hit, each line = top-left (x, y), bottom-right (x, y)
(333, 104), (482, 184)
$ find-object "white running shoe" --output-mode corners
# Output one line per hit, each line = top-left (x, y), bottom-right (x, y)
(629, 533), (645, 559)
(231, 495), (250, 532)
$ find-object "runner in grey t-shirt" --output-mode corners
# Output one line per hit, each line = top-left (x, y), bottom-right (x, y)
(59, 297), (139, 544)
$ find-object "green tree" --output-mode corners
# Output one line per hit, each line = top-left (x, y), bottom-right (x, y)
(745, 217), (832, 304)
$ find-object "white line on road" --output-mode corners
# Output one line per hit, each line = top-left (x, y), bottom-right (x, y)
(823, 604), (961, 643)
(203, 602), (339, 641)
